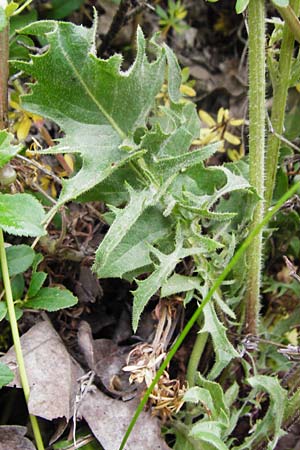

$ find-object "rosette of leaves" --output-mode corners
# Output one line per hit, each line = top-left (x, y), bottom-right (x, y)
(15, 18), (255, 369)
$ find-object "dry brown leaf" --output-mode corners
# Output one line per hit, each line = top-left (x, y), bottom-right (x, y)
(78, 321), (133, 398)
(79, 389), (171, 450)
(0, 321), (83, 421)
(0, 425), (36, 450)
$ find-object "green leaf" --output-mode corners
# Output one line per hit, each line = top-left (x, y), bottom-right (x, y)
(11, 274), (25, 300)
(235, 0), (249, 14)
(6, 245), (34, 276)
(0, 302), (7, 322)
(235, 375), (287, 450)
(93, 187), (164, 277)
(25, 287), (78, 311)
(201, 302), (239, 379)
(189, 427), (229, 450)
(184, 165), (252, 209)
(161, 273), (201, 297)
(149, 102), (200, 158)
(0, 7), (7, 32)
(164, 44), (181, 103)
(195, 373), (229, 422)
(184, 386), (215, 413)
(132, 234), (203, 331)
(0, 362), (14, 388)
(0, 193), (45, 237)
(15, 22), (167, 207)
(151, 142), (220, 180)
(0, 131), (22, 168)
(9, 10), (38, 61)
(272, 0), (289, 6)
(27, 271), (47, 298)
(95, 206), (172, 279)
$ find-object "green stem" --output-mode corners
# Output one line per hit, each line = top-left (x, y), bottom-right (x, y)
(245, 0), (266, 336)
(186, 328), (208, 388)
(0, 24), (9, 129)
(0, 229), (45, 450)
(265, 0), (300, 208)
(118, 182), (300, 450)
(276, 4), (300, 43)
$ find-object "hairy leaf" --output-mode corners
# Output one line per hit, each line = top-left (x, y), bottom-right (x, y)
(132, 237), (203, 331)
(93, 187), (166, 278)
(189, 426), (229, 450)
(0, 194), (45, 237)
(0, 131), (22, 168)
(201, 302), (239, 379)
(15, 21), (167, 207)
(161, 274), (201, 297)
(95, 206), (172, 279)
(234, 375), (287, 450)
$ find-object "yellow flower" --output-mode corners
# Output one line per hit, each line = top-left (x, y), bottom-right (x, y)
(194, 107), (244, 159)
(9, 93), (43, 141)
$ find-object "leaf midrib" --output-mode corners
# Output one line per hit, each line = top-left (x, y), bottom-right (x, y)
(57, 27), (126, 139)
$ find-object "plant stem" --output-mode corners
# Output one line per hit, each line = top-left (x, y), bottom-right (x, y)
(0, 23), (9, 128)
(119, 182), (300, 450)
(244, 0), (266, 336)
(0, 229), (45, 450)
(186, 328), (208, 388)
(265, 0), (300, 208)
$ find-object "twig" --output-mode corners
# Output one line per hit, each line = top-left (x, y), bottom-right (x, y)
(16, 154), (62, 184)
(99, 0), (132, 54)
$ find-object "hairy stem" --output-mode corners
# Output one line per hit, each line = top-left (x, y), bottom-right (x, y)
(265, 0), (300, 208)
(245, 0), (266, 336)
(0, 230), (45, 450)
(0, 24), (9, 128)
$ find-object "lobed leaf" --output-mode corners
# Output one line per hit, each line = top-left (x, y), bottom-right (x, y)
(93, 187), (165, 278)
(95, 206), (172, 279)
(15, 21), (168, 207)
(201, 302), (239, 379)
(132, 237), (204, 331)
(234, 375), (287, 450)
